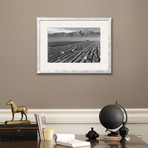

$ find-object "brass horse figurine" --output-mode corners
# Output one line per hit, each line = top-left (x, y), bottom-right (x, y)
(7, 100), (28, 121)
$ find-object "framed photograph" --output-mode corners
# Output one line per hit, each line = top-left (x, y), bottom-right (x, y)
(34, 113), (46, 140)
(37, 17), (112, 74)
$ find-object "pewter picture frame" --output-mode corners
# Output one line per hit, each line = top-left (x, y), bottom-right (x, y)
(37, 17), (112, 74)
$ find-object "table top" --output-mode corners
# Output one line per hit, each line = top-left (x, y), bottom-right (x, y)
(0, 135), (147, 148)
(77, 135), (148, 148)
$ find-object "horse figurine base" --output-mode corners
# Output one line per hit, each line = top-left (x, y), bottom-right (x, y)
(5, 120), (31, 125)
(6, 100), (31, 125)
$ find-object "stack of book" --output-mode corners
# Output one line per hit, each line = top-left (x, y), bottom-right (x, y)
(100, 135), (130, 142)
(0, 124), (38, 141)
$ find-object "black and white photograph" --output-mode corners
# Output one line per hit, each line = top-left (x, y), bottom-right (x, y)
(37, 17), (112, 74)
(48, 28), (101, 63)
(34, 113), (46, 140)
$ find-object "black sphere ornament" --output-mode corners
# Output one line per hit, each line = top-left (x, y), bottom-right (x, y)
(99, 104), (124, 129)
(86, 128), (99, 140)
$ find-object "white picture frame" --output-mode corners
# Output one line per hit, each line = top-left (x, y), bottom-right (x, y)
(37, 17), (112, 74)
(34, 113), (46, 141)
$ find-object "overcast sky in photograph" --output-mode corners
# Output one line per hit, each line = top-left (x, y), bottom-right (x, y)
(48, 28), (100, 34)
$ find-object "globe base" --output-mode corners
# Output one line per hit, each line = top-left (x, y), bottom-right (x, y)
(108, 131), (120, 137)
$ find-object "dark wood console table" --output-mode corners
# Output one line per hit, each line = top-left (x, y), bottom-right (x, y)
(0, 135), (147, 148)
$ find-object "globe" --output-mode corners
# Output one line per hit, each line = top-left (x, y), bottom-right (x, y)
(99, 104), (124, 130)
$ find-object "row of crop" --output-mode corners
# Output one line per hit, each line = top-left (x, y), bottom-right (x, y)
(51, 42), (100, 63)
(48, 41), (93, 62)
(70, 42), (100, 63)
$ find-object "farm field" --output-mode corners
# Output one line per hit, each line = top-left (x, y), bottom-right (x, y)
(48, 41), (100, 63)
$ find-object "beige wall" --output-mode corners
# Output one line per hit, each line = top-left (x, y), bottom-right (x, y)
(0, 0), (148, 109)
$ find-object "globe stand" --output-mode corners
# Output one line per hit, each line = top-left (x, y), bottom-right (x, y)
(108, 131), (120, 137)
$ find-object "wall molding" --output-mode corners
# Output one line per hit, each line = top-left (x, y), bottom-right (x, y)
(0, 108), (148, 124)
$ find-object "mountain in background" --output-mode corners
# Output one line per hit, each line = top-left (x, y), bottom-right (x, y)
(48, 30), (100, 38)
